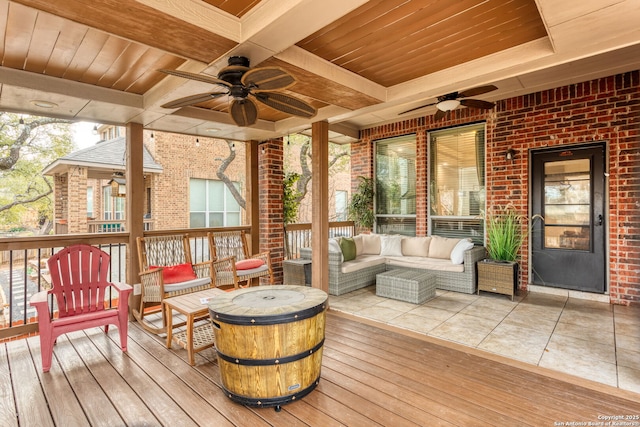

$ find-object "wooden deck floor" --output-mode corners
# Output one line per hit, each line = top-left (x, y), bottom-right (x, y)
(2, 310), (639, 426)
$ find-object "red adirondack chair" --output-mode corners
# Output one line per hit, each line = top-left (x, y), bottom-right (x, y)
(29, 244), (132, 372)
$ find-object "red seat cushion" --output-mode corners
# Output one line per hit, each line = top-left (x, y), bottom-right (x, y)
(235, 259), (265, 270)
(150, 263), (197, 284)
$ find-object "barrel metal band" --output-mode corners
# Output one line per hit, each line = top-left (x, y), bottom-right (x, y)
(212, 302), (326, 326)
(217, 339), (324, 366)
(222, 374), (321, 409)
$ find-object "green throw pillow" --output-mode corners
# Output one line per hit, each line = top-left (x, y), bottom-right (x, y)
(339, 237), (357, 261)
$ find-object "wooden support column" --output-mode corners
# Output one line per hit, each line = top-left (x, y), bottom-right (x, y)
(246, 140), (260, 254)
(311, 121), (329, 293)
(126, 123), (144, 311)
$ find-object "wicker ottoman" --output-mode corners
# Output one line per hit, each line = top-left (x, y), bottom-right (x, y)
(376, 270), (436, 304)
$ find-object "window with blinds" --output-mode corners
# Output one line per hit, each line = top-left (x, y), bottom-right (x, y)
(189, 179), (241, 228)
(429, 123), (485, 244)
(375, 135), (417, 235)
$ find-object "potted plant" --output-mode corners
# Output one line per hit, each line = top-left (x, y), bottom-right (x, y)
(478, 204), (527, 299)
(348, 176), (375, 232)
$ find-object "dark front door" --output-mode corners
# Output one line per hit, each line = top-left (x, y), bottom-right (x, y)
(531, 143), (606, 293)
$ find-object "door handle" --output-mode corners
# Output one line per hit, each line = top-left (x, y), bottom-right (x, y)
(597, 214), (603, 226)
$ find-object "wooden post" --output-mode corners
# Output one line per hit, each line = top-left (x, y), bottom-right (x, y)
(311, 121), (329, 293)
(126, 123), (144, 313)
(246, 140), (260, 255)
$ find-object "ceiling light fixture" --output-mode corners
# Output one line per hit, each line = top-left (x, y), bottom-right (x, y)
(206, 128), (220, 133)
(436, 99), (460, 111)
(30, 100), (58, 108)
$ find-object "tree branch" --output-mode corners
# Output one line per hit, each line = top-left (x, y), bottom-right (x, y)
(0, 178), (53, 213)
(216, 140), (246, 209)
(295, 141), (349, 203)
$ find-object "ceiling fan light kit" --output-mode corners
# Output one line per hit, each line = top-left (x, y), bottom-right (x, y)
(159, 56), (317, 127)
(436, 99), (460, 111)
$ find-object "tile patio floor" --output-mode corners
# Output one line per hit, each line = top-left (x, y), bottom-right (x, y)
(329, 286), (640, 394)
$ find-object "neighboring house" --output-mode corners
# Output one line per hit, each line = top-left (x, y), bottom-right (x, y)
(42, 126), (247, 233)
(43, 126), (351, 234)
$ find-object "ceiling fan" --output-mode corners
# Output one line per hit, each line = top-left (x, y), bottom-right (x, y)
(399, 85), (498, 120)
(159, 56), (317, 127)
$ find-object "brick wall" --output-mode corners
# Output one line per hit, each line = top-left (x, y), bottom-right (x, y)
(260, 139), (285, 283)
(147, 133), (246, 231)
(66, 167), (88, 233)
(354, 70), (640, 305)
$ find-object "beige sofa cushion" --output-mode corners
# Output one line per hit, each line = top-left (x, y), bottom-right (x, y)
(385, 256), (465, 273)
(340, 255), (386, 274)
(352, 234), (364, 255)
(429, 235), (462, 259)
(401, 236), (431, 257)
(361, 234), (381, 255)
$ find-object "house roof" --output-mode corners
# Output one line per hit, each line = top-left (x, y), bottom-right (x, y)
(1, 1), (639, 143)
(42, 137), (163, 179)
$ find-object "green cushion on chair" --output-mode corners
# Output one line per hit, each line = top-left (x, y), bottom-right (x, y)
(339, 237), (357, 261)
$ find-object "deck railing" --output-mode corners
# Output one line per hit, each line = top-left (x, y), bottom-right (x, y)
(0, 226), (250, 341)
(87, 219), (154, 233)
(285, 221), (355, 259)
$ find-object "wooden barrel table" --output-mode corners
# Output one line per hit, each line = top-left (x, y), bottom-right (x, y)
(208, 285), (327, 410)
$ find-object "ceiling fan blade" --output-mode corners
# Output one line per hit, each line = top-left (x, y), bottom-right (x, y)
(460, 99), (495, 110)
(434, 109), (448, 121)
(158, 69), (232, 88)
(458, 85), (497, 98)
(242, 67), (296, 91)
(229, 98), (258, 127)
(399, 102), (437, 115)
(254, 92), (316, 118)
(161, 92), (228, 109)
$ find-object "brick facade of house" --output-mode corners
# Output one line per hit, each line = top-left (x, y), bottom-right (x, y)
(144, 133), (246, 230)
(354, 71), (639, 305)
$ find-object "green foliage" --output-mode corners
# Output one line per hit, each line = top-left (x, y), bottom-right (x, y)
(348, 176), (375, 229)
(485, 205), (525, 262)
(283, 172), (302, 225)
(0, 113), (73, 230)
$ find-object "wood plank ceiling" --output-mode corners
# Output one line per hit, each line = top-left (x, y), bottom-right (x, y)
(0, 0), (639, 142)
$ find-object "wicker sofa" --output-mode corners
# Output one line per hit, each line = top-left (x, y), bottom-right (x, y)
(300, 234), (486, 296)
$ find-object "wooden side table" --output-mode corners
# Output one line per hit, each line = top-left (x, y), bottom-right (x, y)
(164, 288), (225, 365)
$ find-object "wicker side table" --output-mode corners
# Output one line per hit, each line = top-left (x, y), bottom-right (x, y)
(477, 260), (518, 301)
(283, 259), (312, 286)
(376, 269), (436, 304)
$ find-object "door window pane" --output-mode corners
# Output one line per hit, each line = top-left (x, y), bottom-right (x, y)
(543, 159), (591, 250)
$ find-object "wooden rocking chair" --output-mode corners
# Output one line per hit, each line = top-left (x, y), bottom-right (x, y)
(29, 244), (132, 373)
(208, 230), (274, 290)
(134, 234), (213, 334)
